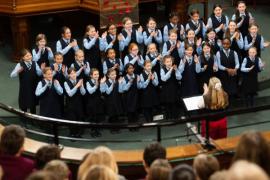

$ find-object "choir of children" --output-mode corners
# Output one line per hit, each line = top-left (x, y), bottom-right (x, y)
(10, 2), (269, 137)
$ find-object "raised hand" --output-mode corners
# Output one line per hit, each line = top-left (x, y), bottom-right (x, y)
(138, 26), (143, 33)
(101, 31), (107, 39)
(40, 63), (46, 70)
(100, 76), (106, 83)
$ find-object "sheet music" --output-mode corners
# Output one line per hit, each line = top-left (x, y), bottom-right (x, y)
(183, 96), (205, 111)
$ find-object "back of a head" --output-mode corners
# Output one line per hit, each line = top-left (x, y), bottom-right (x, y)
(209, 170), (228, 180)
(35, 145), (61, 170)
(44, 160), (69, 180)
(0, 125), (25, 155)
(148, 159), (172, 180)
(233, 131), (270, 175)
(226, 160), (269, 180)
(143, 143), (167, 168)
(193, 154), (220, 180)
(26, 171), (58, 180)
(170, 164), (196, 180)
(82, 165), (118, 180)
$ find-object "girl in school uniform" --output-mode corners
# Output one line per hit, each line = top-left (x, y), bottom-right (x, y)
(206, 4), (229, 40)
(119, 17), (143, 57)
(179, 29), (202, 58)
(124, 43), (144, 75)
(217, 38), (240, 98)
(103, 48), (124, 76)
(143, 17), (163, 54)
(139, 60), (159, 122)
(70, 49), (90, 81)
(162, 29), (181, 66)
(35, 67), (63, 119)
(32, 34), (53, 67)
(186, 9), (207, 39)
(244, 23), (270, 57)
(83, 25), (107, 73)
(231, 1), (254, 38)
(122, 63), (141, 125)
(100, 69), (124, 133)
(178, 45), (201, 97)
(86, 68), (105, 137)
(160, 55), (182, 120)
(56, 26), (79, 67)
(241, 47), (264, 106)
(10, 49), (43, 114)
(64, 68), (86, 138)
(197, 42), (218, 93)
(163, 12), (185, 42)
(145, 43), (162, 80)
(104, 23), (124, 58)
(204, 28), (221, 55)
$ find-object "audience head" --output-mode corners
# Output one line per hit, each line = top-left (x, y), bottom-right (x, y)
(81, 165), (118, 180)
(148, 159), (172, 180)
(226, 160), (269, 180)
(26, 171), (58, 180)
(35, 145), (61, 170)
(170, 164), (196, 180)
(193, 154), (220, 180)
(233, 131), (270, 175)
(143, 142), (166, 172)
(0, 125), (25, 156)
(44, 160), (69, 180)
(209, 170), (228, 180)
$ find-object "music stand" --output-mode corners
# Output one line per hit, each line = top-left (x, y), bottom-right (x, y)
(182, 96), (216, 150)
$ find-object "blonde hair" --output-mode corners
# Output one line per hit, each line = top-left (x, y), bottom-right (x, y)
(204, 77), (229, 110)
(44, 160), (69, 180)
(78, 146), (118, 180)
(81, 165), (118, 180)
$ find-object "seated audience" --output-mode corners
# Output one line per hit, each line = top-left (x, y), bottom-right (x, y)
(0, 125), (35, 180)
(147, 159), (172, 180)
(44, 160), (69, 180)
(26, 171), (58, 180)
(35, 145), (61, 170)
(193, 154), (220, 180)
(81, 165), (118, 180)
(209, 170), (228, 180)
(170, 164), (196, 180)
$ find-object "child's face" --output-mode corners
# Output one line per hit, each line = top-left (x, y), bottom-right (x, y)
(69, 70), (77, 80)
(237, 3), (246, 13)
(148, 20), (156, 30)
(44, 70), (53, 81)
(249, 26), (258, 35)
(170, 16), (179, 25)
(185, 47), (194, 56)
(109, 71), (117, 80)
(38, 39), (46, 47)
(214, 7), (222, 17)
(23, 52), (32, 62)
(75, 52), (84, 62)
(107, 50), (116, 59)
(130, 46), (139, 55)
(124, 20), (133, 30)
(164, 58), (173, 67)
(203, 45), (211, 54)
(229, 22), (237, 32)
(222, 39), (231, 50)
(145, 63), (152, 72)
(191, 13), (200, 21)
(127, 65), (134, 75)
(248, 48), (257, 57)
(87, 28), (96, 37)
(207, 31), (216, 40)
(187, 30), (195, 40)
(108, 25), (117, 35)
(55, 55), (63, 64)
(62, 29), (71, 39)
(148, 44), (157, 54)
(91, 71), (99, 81)
(169, 33), (177, 42)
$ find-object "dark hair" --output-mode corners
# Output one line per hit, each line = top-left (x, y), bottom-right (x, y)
(162, 55), (174, 64)
(0, 125), (25, 155)
(144, 60), (152, 67)
(147, 17), (156, 24)
(212, 4), (223, 16)
(90, 68), (99, 76)
(106, 48), (116, 57)
(54, 52), (63, 58)
(35, 145), (61, 170)
(107, 68), (116, 77)
(107, 23), (117, 31)
(26, 170), (58, 180)
(67, 67), (76, 75)
(224, 20), (239, 39)
(84, 25), (95, 37)
(143, 142), (166, 167)
(170, 164), (196, 180)
(20, 48), (31, 59)
(249, 22), (259, 29)
(235, 1), (248, 21)
(206, 28), (215, 34)
(190, 9), (200, 16)
(201, 42), (214, 58)
(233, 131), (270, 176)
(124, 63), (134, 73)
(169, 12), (179, 19)
(222, 37), (231, 44)
(185, 29), (198, 47)
(61, 26), (70, 35)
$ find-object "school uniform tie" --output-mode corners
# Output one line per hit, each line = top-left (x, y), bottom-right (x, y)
(225, 50), (229, 58)
(26, 62), (32, 70)
(217, 17), (222, 23)
(48, 81), (52, 89)
(58, 64), (61, 72)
